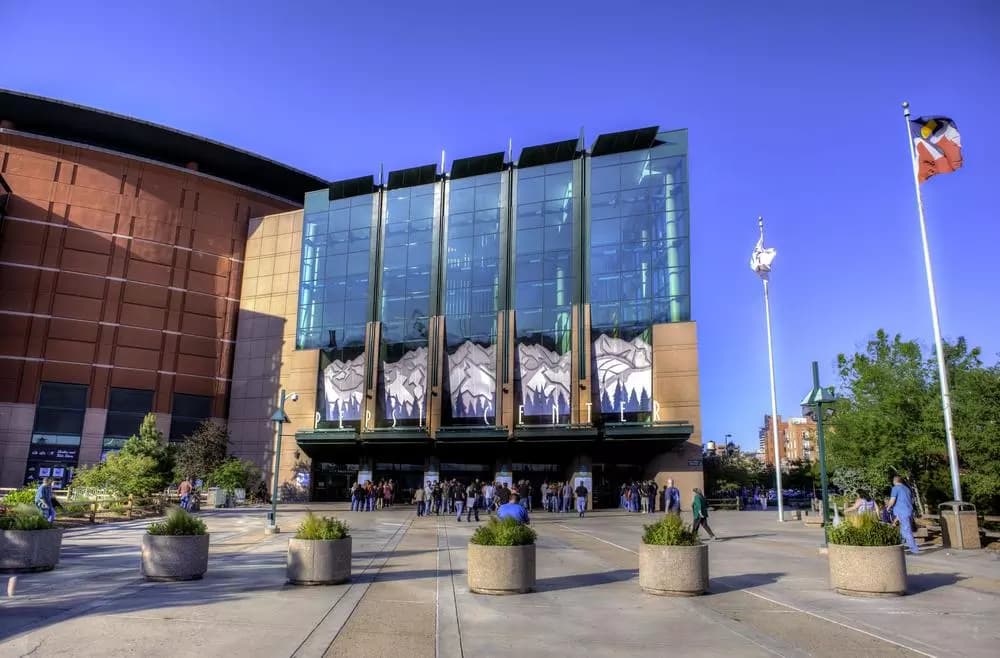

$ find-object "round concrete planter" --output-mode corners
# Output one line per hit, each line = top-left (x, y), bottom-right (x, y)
(0, 528), (63, 572)
(467, 543), (535, 594)
(639, 542), (709, 596)
(828, 543), (906, 596)
(287, 537), (352, 585)
(141, 534), (210, 581)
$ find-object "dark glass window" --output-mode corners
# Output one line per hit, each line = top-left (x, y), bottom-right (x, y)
(170, 393), (213, 442)
(102, 388), (154, 457)
(25, 382), (88, 486)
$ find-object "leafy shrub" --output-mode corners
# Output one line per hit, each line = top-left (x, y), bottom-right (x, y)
(469, 516), (536, 546)
(208, 458), (261, 494)
(642, 514), (700, 546)
(294, 512), (350, 540)
(828, 513), (902, 546)
(147, 507), (207, 536)
(0, 505), (54, 531)
(2, 487), (38, 507)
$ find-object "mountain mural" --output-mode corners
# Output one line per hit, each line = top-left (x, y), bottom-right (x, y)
(321, 352), (365, 421)
(446, 341), (496, 420)
(593, 333), (652, 414)
(517, 342), (571, 417)
(383, 346), (428, 422)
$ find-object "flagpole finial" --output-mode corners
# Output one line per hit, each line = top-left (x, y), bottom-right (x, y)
(902, 101), (911, 117)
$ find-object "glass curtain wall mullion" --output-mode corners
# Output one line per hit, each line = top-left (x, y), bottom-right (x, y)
(441, 171), (502, 426)
(587, 131), (689, 423)
(512, 160), (574, 425)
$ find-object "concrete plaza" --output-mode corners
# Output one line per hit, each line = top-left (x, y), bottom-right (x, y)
(1, 506), (998, 658)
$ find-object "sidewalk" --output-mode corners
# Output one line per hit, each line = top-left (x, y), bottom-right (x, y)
(2, 507), (997, 657)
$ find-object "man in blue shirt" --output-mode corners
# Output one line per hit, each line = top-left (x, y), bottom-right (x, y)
(887, 476), (919, 554)
(497, 493), (530, 525)
(34, 477), (56, 523)
(665, 478), (681, 515)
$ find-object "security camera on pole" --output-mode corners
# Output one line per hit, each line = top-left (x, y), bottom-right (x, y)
(750, 217), (784, 522)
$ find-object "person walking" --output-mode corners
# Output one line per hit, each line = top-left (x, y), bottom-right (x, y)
(453, 481), (467, 522)
(466, 481), (481, 522)
(665, 478), (681, 515)
(575, 481), (588, 518)
(648, 480), (658, 513)
(561, 481), (572, 514)
(886, 476), (919, 554)
(178, 477), (194, 511)
(432, 481), (442, 515)
(691, 487), (717, 540)
(414, 483), (426, 517)
(34, 477), (56, 523)
(845, 490), (879, 517)
(484, 481), (495, 513)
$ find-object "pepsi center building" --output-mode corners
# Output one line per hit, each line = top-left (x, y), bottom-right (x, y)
(227, 126), (705, 506)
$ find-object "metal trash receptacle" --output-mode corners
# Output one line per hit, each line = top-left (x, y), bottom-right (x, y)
(938, 501), (979, 549)
(206, 487), (227, 509)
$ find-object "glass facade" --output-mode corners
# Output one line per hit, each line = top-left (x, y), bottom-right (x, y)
(300, 188), (377, 426)
(377, 182), (438, 427)
(513, 160), (575, 424)
(294, 126), (689, 434)
(441, 171), (503, 425)
(169, 393), (213, 442)
(589, 130), (689, 421)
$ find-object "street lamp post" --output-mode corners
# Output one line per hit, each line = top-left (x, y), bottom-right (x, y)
(266, 389), (297, 534)
(802, 361), (836, 546)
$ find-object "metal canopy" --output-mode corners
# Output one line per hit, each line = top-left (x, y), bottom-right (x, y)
(591, 126), (660, 157)
(328, 174), (375, 201)
(386, 164), (437, 189)
(517, 138), (579, 168)
(450, 152), (505, 180)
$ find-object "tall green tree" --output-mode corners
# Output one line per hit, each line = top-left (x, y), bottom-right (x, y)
(830, 330), (1000, 514)
(174, 420), (230, 482)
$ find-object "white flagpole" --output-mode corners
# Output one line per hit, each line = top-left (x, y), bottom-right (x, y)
(758, 216), (785, 522)
(901, 101), (963, 503)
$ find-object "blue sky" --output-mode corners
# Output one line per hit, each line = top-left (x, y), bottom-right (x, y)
(5, 1), (999, 451)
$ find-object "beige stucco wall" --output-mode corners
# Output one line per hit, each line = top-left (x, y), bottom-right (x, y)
(649, 321), (704, 507)
(229, 210), (317, 500)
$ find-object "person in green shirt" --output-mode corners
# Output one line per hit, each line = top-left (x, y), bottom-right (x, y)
(691, 487), (718, 540)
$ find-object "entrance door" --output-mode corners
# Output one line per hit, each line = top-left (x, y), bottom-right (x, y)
(312, 462), (358, 502)
(592, 462), (643, 508)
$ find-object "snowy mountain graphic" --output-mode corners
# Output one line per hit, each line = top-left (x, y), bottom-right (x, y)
(517, 343), (571, 417)
(447, 341), (496, 420)
(383, 346), (428, 421)
(593, 333), (652, 414)
(322, 352), (365, 421)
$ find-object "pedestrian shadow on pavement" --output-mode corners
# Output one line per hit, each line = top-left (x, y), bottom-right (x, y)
(535, 568), (638, 592)
(353, 568), (457, 584)
(907, 572), (965, 594)
(713, 533), (776, 541)
(708, 572), (785, 593)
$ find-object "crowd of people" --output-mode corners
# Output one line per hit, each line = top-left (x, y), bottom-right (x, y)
(349, 480), (398, 511)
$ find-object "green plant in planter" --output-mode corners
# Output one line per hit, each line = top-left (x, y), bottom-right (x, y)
(0, 505), (54, 531)
(828, 513), (902, 546)
(642, 513), (700, 546)
(469, 517), (536, 546)
(147, 507), (207, 536)
(294, 512), (350, 540)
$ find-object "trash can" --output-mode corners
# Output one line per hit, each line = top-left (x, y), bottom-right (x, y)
(938, 501), (979, 549)
(205, 487), (227, 509)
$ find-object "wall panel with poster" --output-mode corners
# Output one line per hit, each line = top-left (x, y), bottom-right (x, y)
(317, 345), (366, 429)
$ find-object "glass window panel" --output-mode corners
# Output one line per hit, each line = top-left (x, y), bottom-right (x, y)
(350, 203), (372, 229)
(518, 176), (544, 204)
(475, 183), (501, 208)
(450, 187), (475, 213)
(591, 219), (619, 246)
(347, 251), (369, 276)
(517, 228), (544, 253)
(409, 193), (435, 219)
(516, 253), (543, 281)
(590, 165), (620, 194)
(330, 207), (351, 231)
(591, 191), (620, 220)
(545, 173), (572, 199)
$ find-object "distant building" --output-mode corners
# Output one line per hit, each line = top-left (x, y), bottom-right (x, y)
(761, 415), (817, 467)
